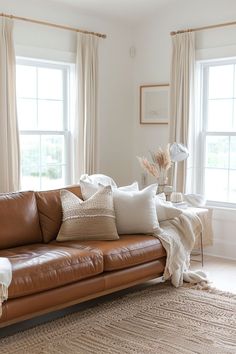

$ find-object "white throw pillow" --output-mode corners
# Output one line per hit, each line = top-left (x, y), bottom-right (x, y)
(113, 184), (158, 234)
(80, 180), (139, 200)
(80, 174), (117, 187)
(116, 182), (139, 192)
(155, 195), (182, 222)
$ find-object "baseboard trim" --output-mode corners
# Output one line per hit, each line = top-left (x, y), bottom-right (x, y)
(205, 240), (236, 261)
(204, 252), (236, 261)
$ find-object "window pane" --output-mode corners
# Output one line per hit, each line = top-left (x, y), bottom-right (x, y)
(38, 68), (63, 100)
(205, 136), (229, 168)
(207, 99), (233, 132)
(229, 171), (236, 202)
(209, 65), (234, 99)
(38, 100), (63, 131)
(233, 99), (236, 131)
(17, 98), (37, 130)
(230, 136), (236, 169)
(21, 172), (41, 191)
(20, 135), (40, 191)
(41, 165), (65, 190)
(234, 64), (236, 98)
(17, 60), (70, 191)
(205, 169), (228, 202)
(41, 135), (65, 165)
(16, 65), (37, 98)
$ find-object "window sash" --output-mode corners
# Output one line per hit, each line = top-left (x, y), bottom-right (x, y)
(16, 58), (71, 190)
(199, 60), (236, 207)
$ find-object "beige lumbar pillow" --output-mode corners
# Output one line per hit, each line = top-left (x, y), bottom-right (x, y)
(155, 194), (183, 222)
(57, 185), (119, 242)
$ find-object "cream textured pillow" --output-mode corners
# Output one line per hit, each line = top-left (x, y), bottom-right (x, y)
(113, 184), (158, 234)
(80, 180), (139, 200)
(155, 195), (183, 222)
(57, 186), (119, 241)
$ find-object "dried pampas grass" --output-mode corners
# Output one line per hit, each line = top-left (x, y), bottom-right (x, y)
(137, 157), (159, 178)
(137, 145), (172, 182)
(150, 145), (171, 171)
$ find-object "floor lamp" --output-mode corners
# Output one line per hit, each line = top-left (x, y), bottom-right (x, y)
(169, 143), (189, 192)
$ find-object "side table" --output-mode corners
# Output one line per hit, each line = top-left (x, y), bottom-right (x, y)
(176, 206), (213, 267)
(157, 185), (173, 201)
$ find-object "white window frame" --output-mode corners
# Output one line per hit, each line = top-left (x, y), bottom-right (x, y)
(16, 57), (72, 190)
(198, 58), (236, 208)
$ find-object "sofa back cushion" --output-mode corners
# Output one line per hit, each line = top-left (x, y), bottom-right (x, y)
(0, 191), (42, 249)
(36, 185), (83, 243)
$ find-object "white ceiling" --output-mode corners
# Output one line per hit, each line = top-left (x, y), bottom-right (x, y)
(47, 0), (177, 24)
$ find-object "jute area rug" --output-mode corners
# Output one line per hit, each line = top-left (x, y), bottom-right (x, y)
(1, 283), (236, 354)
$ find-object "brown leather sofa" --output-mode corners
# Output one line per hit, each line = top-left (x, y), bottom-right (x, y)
(0, 186), (166, 328)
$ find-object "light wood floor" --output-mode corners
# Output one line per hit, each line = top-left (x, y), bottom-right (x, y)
(190, 255), (236, 294)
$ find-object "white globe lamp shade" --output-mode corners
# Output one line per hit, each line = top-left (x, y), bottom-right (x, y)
(170, 143), (189, 162)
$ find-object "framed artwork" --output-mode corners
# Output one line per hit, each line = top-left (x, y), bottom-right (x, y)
(140, 84), (169, 124)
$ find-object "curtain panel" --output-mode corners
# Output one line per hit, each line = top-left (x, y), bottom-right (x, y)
(169, 32), (195, 193)
(0, 18), (20, 192)
(74, 33), (98, 181)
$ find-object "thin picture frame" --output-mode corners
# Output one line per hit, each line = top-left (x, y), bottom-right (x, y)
(140, 84), (169, 124)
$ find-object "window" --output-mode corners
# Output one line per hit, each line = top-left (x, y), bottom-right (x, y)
(16, 59), (72, 191)
(200, 59), (236, 206)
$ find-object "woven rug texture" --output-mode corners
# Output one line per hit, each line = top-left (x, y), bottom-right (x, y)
(1, 283), (236, 354)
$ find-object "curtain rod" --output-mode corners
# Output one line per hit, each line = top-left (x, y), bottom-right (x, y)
(171, 19), (236, 36)
(0, 12), (107, 39)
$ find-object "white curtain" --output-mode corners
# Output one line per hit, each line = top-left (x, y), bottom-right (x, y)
(74, 33), (98, 181)
(0, 18), (20, 192)
(169, 32), (195, 193)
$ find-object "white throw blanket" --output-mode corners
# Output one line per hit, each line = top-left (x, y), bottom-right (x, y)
(154, 210), (208, 287)
(0, 258), (12, 317)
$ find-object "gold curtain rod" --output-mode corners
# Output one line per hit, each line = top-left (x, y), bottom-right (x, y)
(171, 19), (236, 36)
(0, 12), (107, 39)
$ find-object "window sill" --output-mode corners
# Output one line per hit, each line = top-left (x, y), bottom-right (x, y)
(206, 201), (236, 221)
(206, 201), (236, 211)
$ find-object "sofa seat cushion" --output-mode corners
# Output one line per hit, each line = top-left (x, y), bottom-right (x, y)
(53, 235), (166, 271)
(0, 244), (103, 299)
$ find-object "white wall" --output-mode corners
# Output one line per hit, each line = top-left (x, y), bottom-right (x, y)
(0, 0), (135, 186)
(132, 0), (236, 259)
(209, 208), (236, 260)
